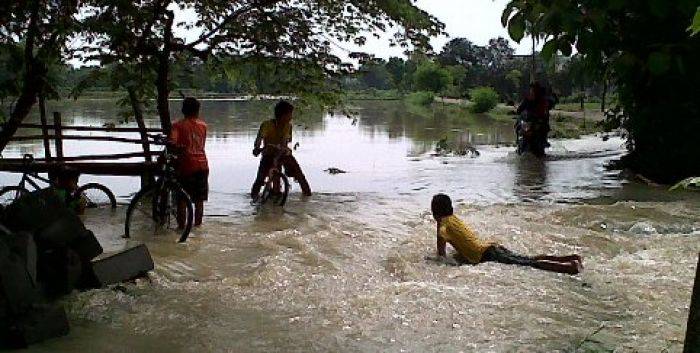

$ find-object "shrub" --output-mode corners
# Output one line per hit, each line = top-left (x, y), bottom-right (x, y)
(407, 91), (435, 106)
(468, 87), (499, 113)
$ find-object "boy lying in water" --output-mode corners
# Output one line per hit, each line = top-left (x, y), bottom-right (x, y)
(430, 194), (583, 274)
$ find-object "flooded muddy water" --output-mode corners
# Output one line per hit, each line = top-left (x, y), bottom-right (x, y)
(2, 100), (698, 352)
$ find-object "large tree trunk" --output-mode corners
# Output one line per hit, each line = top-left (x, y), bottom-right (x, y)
(156, 10), (175, 135)
(127, 87), (152, 163)
(600, 78), (607, 113)
(0, 2), (43, 153)
(0, 72), (43, 153)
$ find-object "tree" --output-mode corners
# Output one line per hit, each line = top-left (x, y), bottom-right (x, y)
(385, 57), (408, 91)
(483, 37), (515, 71)
(358, 60), (392, 90)
(445, 65), (468, 97)
(505, 69), (522, 101)
(503, 0), (700, 183)
(413, 61), (451, 94)
(0, 0), (79, 151)
(437, 38), (483, 67)
(80, 0), (445, 133)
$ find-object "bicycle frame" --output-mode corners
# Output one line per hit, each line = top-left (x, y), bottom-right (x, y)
(264, 145), (290, 188)
(14, 155), (58, 191)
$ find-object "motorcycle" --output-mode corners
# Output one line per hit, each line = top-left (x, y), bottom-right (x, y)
(515, 113), (548, 157)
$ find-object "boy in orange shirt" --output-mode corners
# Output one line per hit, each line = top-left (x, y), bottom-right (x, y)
(431, 194), (583, 274)
(170, 97), (208, 227)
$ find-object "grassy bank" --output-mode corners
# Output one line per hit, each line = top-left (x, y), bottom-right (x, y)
(344, 89), (403, 101)
(403, 96), (604, 140)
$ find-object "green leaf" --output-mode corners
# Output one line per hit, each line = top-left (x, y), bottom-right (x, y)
(501, 3), (515, 27)
(690, 7), (700, 36)
(508, 13), (526, 43)
(540, 39), (558, 60)
(648, 52), (671, 75)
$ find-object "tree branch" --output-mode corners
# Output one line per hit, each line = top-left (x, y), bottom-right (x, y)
(185, 0), (283, 48)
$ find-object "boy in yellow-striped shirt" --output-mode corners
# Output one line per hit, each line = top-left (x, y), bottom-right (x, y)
(431, 194), (583, 275)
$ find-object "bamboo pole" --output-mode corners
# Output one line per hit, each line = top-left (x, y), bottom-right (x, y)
(53, 112), (63, 161)
(685, 253), (700, 353)
(18, 123), (163, 133)
(0, 161), (158, 176)
(10, 135), (166, 145)
(1, 151), (162, 162)
(38, 95), (52, 160)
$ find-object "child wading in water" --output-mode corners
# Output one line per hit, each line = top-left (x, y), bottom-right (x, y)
(169, 97), (209, 227)
(431, 194), (583, 274)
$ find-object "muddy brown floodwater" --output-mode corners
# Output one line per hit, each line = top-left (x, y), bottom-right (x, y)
(2, 100), (698, 352)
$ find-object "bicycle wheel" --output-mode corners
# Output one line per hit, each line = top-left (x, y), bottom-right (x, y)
(0, 186), (29, 207)
(259, 172), (290, 207)
(125, 182), (194, 243)
(73, 183), (117, 209)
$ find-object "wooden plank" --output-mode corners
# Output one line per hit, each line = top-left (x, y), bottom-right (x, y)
(18, 123), (163, 133)
(0, 151), (162, 163)
(0, 161), (158, 176)
(53, 112), (63, 161)
(10, 135), (166, 145)
(38, 95), (52, 160)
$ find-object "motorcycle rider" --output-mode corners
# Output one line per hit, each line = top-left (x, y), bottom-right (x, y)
(515, 82), (555, 156)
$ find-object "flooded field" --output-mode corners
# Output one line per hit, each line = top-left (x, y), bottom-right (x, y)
(2, 100), (698, 352)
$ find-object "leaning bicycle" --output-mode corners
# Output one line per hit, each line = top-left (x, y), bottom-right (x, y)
(124, 135), (194, 243)
(0, 154), (117, 210)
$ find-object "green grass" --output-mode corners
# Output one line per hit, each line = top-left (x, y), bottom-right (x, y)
(345, 89), (403, 101)
(557, 102), (601, 112)
(550, 112), (604, 138)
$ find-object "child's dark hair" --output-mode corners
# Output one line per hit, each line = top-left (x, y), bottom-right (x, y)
(431, 194), (454, 219)
(49, 166), (80, 183)
(274, 100), (294, 120)
(182, 97), (200, 117)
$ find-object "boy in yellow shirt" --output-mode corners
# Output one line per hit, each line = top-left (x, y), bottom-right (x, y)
(250, 101), (311, 199)
(431, 194), (583, 274)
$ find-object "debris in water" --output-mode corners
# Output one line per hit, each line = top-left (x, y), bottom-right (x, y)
(628, 222), (657, 235)
(434, 137), (480, 157)
(325, 168), (347, 174)
(670, 176), (700, 191)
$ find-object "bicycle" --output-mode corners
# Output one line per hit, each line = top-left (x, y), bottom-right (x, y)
(0, 154), (117, 210)
(124, 135), (194, 243)
(254, 144), (291, 207)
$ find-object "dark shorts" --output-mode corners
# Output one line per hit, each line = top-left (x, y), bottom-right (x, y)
(481, 245), (536, 267)
(178, 170), (209, 202)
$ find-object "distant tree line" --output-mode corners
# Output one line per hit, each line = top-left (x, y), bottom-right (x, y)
(342, 37), (610, 107)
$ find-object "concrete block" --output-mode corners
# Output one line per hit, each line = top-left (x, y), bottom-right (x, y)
(684, 254), (700, 353)
(3, 231), (38, 286)
(0, 242), (37, 314)
(67, 229), (103, 261)
(2, 191), (63, 234)
(35, 215), (86, 249)
(91, 243), (154, 286)
(37, 247), (83, 298)
(9, 304), (70, 347)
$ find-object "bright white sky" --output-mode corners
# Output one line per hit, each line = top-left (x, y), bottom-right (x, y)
(170, 0), (535, 61)
(348, 0), (536, 58)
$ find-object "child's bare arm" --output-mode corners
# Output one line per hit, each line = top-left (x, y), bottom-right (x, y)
(436, 220), (446, 256)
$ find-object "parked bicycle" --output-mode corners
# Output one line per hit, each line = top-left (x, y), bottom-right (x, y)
(253, 144), (291, 207)
(0, 154), (117, 210)
(124, 135), (194, 243)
